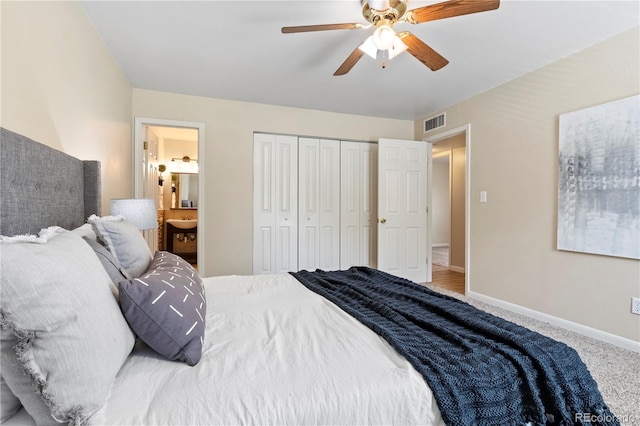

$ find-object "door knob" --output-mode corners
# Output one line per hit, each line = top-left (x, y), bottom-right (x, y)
(380, 218), (387, 224)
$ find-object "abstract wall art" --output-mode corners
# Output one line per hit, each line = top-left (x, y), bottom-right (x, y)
(558, 95), (639, 259)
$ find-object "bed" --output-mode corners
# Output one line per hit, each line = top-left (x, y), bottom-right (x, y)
(0, 127), (617, 426)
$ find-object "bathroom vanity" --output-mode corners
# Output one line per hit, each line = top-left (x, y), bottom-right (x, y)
(166, 218), (197, 264)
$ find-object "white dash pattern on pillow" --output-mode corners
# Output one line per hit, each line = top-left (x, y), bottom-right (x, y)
(118, 251), (206, 366)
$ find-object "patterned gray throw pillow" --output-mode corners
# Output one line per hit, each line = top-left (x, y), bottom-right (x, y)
(118, 251), (206, 366)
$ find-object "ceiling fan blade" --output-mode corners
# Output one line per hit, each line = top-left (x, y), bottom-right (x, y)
(405, 0), (499, 24)
(282, 23), (363, 34)
(397, 32), (449, 71)
(334, 46), (365, 76)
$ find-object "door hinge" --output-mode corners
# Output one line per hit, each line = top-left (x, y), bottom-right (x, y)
(143, 141), (148, 150)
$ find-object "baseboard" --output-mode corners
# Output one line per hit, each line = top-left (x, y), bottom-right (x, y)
(468, 291), (640, 353)
(449, 265), (465, 273)
(432, 243), (449, 248)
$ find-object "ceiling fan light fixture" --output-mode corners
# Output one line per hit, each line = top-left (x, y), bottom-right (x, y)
(367, 0), (391, 11)
(387, 36), (408, 60)
(358, 36), (378, 59)
(372, 24), (395, 50)
(359, 33), (407, 63)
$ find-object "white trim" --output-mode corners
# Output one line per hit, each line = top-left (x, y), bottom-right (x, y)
(133, 117), (207, 276)
(425, 124), (471, 294)
(449, 265), (465, 273)
(426, 141), (433, 283)
(469, 291), (640, 353)
(432, 243), (449, 248)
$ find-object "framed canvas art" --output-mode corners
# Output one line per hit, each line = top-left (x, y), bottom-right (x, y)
(558, 95), (639, 259)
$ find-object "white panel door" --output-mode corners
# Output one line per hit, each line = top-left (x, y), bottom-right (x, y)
(298, 138), (320, 271)
(253, 134), (276, 274)
(141, 125), (159, 253)
(360, 143), (378, 267)
(319, 139), (340, 270)
(340, 141), (378, 269)
(253, 133), (298, 274)
(275, 136), (298, 272)
(299, 138), (340, 271)
(340, 141), (361, 269)
(377, 138), (429, 283)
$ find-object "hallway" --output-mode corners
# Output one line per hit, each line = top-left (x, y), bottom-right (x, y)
(430, 265), (465, 295)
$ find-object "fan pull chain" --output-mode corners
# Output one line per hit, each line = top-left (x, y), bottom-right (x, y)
(381, 49), (388, 69)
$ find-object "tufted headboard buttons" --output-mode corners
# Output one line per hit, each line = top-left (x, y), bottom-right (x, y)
(0, 128), (101, 236)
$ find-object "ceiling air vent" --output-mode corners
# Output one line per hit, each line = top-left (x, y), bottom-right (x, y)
(423, 113), (446, 133)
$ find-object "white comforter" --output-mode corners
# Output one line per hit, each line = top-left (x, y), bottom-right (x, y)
(12, 274), (444, 425)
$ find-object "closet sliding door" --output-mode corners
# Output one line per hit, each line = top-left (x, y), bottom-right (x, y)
(254, 134), (377, 274)
(253, 134), (298, 274)
(298, 138), (340, 271)
(340, 141), (378, 269)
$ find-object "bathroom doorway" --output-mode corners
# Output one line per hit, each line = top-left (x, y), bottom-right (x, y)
(134, 118), (205, 272)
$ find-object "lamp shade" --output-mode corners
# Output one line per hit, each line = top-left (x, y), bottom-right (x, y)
(110, 198), (158, 231)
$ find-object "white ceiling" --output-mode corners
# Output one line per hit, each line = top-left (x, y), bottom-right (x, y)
(81, 1), (639, 121)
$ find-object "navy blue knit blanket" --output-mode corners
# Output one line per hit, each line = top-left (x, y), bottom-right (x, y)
(290, 267), (618, 426)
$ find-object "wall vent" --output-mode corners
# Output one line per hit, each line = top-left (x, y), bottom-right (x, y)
(423, 113), (446, 133)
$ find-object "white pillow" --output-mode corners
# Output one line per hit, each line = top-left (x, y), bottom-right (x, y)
(70, 223), (97, 240)
(88, 214), (152, 278)
(0, 374), (22, 423)
(0, 230), (135, 425)
(1, 329), (50, 424)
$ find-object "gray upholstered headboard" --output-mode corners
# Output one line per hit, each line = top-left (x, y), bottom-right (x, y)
(0, 127), (101, 236)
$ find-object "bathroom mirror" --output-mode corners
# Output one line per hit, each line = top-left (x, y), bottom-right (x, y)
(171, 173), (198, 209)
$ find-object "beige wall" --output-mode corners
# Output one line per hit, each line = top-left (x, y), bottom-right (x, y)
(133, 89), (414, 277)
(1, 1), (133, 214)
(431, 157), (450, 246)
(415, 27), (640, 342)
(450, 145), (466, 270)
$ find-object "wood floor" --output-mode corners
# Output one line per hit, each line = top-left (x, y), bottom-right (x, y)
(429, 265), (465, 295)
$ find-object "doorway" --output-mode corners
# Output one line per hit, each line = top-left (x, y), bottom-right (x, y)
(426, 124), (470, 294)
(431, 152), (451, 268)
(133, 118), (206, 274)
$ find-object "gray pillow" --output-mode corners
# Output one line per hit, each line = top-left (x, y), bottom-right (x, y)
(88, 215), (152, 277)
(70, 223), (97, 240)
(0, 374), (21, 423)
(119, 251), (206, 366)
(1, 329), (50, 425)
(82, 236), (131, 297)
(0, 230), (135, 425)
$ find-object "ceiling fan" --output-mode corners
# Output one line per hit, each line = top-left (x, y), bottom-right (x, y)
(282, 0), (500, 76)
